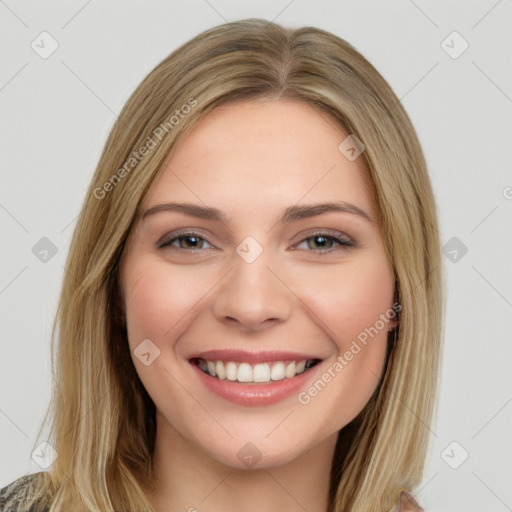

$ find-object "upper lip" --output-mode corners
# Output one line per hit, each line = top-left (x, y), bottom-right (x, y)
(189, 349), (322, 364)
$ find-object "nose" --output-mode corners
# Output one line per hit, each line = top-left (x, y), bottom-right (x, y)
(211, 249), (294, 332)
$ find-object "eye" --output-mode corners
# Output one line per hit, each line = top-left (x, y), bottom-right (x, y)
(158, 231), (214, 251)
(157, 230), (355, 254)
(294, 232), (354, 254)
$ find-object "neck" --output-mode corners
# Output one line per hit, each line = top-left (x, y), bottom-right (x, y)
(144, 412), (338, 512)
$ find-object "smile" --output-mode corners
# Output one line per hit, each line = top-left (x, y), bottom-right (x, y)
(188, 349), (324, 406)
(194, 358), (320, 383)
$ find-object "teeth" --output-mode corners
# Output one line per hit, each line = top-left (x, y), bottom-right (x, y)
(226, 361), (237, 381)
(253, 363), (271, 383)
(285, 361), (296, 378)
(237, 363), (253, 382)
(215, 360), (226, 380)
(270, 362), (285, 381)
(197, 358), (316, 383)
(296, 360), (306, 374)
(207, 360), (216, 377)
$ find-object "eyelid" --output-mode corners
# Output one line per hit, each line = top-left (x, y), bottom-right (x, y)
(157, 229), (217, 249)
(290, 228), (353, 245)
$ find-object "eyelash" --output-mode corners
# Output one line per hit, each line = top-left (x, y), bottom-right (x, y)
(158, 230), (355, 255)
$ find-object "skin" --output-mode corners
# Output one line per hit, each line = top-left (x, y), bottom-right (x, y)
(118, 99), (397, 512)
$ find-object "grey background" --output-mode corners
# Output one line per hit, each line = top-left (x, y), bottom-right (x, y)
(1, 1), (511, 510)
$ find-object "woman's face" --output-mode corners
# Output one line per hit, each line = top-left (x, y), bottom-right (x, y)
(119, 99), (397, 469)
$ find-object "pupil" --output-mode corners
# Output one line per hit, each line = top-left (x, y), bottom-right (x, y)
(311, 235), (331, 249)
(182, 236), (200, 248)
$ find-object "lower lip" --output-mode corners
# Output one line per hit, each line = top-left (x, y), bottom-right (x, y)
(191, 361), (321, 406)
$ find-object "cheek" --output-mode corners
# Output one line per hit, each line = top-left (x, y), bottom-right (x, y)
(294, 255), (395, 347)
(121, 261), (216, 426)
(311, 257), (394, 414)
(292, 254), (394, 423)
(123, 261), (215, 345)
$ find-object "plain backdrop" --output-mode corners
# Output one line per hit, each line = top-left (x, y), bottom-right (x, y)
(1, 1), (511, 511)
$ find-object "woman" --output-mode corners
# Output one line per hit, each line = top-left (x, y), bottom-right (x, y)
(0, 18), (443, 512)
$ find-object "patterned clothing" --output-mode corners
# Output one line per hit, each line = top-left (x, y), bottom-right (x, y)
(1, 472), (423, 511)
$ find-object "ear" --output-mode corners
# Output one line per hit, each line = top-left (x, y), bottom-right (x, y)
(388, 285), (401, 331)
(387, 316), (398, 331)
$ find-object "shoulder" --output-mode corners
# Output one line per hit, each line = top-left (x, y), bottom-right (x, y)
(0, 473), (47, 512)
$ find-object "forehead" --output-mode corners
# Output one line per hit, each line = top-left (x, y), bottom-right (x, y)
(142, 99), (375, 217)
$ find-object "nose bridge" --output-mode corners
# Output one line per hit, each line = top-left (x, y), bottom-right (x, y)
(211, 240), (293, 330)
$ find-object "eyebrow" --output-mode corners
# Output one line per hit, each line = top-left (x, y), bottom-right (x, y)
(140, 201), (375, 226)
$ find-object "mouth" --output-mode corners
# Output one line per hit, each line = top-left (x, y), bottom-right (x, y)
(188, 350), (324, 406)
(190, 357), (321, 383)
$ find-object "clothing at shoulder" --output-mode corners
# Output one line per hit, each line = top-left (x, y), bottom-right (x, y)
(395, 490), (424, 512)
(0, 473), (48, 512)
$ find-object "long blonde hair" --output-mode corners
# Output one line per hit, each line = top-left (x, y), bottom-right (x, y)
(16, 18), (443, 512)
